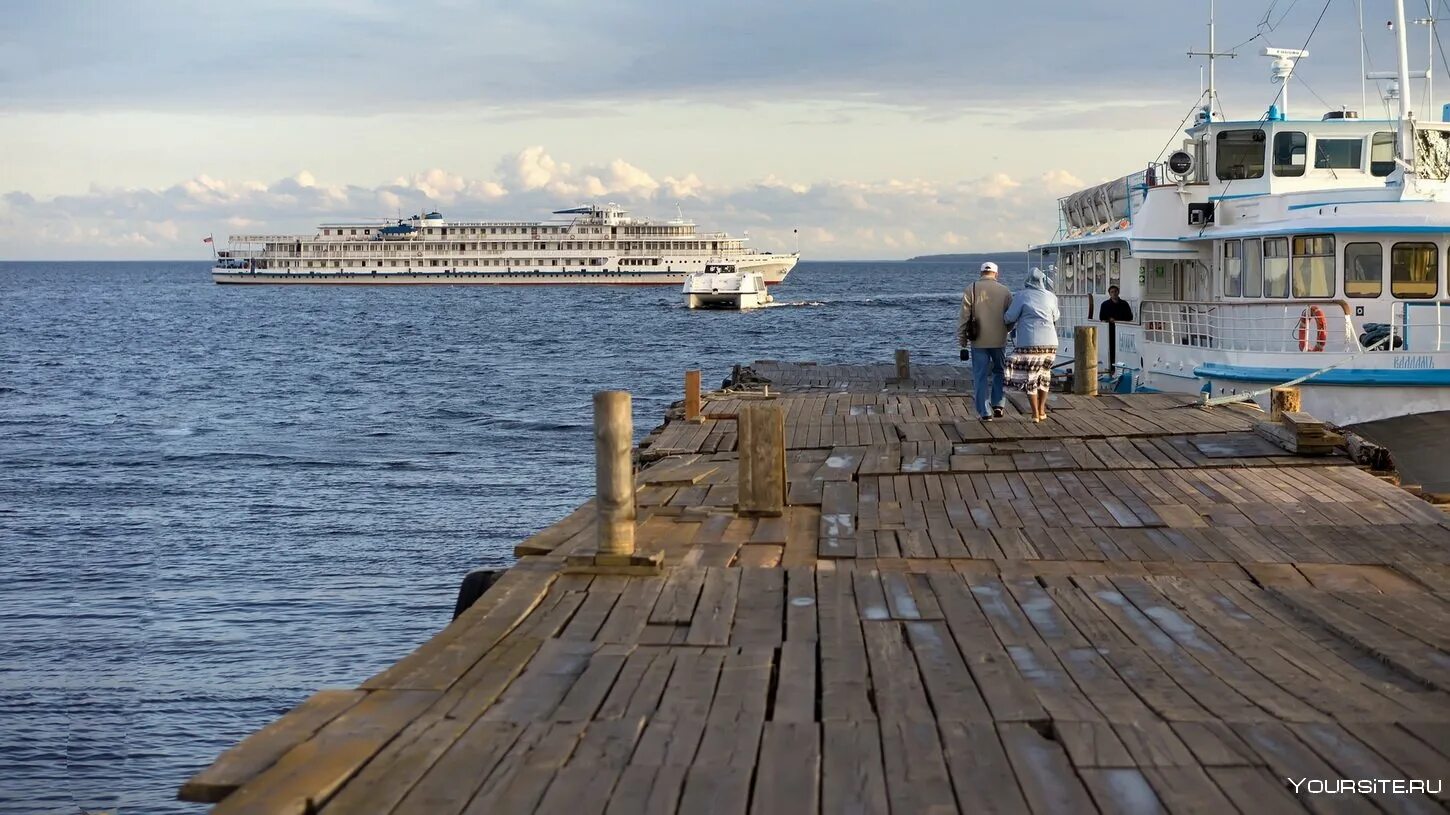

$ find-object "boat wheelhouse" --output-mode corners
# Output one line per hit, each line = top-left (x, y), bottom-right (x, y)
(1032, 0), (1450, 455)
(211, 204), (798, 286)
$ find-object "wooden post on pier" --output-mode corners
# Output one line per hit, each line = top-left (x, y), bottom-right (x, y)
(568, 390), (662, 574)
(595, 390), (634, 556)
(684, 369), (702, 423)
(895, 349), (911, 382)
(737, 402), (786, 516)
(1270, 386), (1301, 422)
(1074, 326), (1098, 396)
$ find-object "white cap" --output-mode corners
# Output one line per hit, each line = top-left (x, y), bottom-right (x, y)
(979, 261), (998, 274)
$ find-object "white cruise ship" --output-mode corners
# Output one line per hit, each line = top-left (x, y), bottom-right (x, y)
(1031, 0), (1450, 489)
(211, 204), (798, 285)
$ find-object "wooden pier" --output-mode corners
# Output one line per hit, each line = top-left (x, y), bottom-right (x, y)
(181, 359), (1450, 814)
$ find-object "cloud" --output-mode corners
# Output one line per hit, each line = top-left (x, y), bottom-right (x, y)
(0, 0), (1387, 117)
(0, 146), (1075, 259)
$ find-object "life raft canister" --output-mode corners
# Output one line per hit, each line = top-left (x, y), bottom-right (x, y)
(1295, 305), (1328, 352)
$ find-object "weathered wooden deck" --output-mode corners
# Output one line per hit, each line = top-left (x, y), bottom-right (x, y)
(182, 361), (1450, 814)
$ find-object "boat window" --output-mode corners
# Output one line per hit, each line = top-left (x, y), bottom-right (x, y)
(1062, 251), (1077, 293)
(1108, 248), (1121, 285)
(1215, 130), (1266, 180)
(1370, 132), (1396, 176)
(1291, 235), (1335, 297)
(1344, 242), (1383, 297)
(1093, 250), (1107, 293)
(1391, 242), (1438, 298)
(1263, 237), (1290, 297)
(1314, 138), (1363, 170)
(1223, 240), (1243, 296)
(1243, 239), (1263, 297)
(1272, 131), (1308, 177)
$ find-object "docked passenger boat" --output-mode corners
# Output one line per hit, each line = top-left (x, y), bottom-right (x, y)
(1032, 1), (1450, 487)
(683, 263), (774, 309)
(211, 204), (798, 285)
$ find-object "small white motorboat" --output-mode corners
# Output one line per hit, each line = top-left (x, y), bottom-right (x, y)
(683, 263), (774, 310)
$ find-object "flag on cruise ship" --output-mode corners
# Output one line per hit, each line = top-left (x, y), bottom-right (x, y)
(202, 236), (213, 243)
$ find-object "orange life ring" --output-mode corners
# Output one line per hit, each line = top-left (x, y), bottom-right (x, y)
(1295, 306), (1328, 352)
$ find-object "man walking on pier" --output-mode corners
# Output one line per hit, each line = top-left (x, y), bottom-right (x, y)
(958, 261), (1012, 420)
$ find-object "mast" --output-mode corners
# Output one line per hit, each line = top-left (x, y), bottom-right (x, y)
(1359, 0), (1368, 115)
(1187, 0), (1235, 116)
(1395, 0), (1416, 173)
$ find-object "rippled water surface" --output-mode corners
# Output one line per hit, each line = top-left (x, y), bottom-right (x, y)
(0, 259), (1028, 813)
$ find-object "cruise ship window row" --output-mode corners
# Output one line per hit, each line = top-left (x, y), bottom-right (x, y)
(270, 257), (706, 269)
(1220, 236), (1438, 300)
(284, 240), (724, 254)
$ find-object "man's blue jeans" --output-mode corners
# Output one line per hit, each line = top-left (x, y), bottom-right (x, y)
(970, 347), (1006, 418)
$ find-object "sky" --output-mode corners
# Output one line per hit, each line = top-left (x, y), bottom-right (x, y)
(0, 0), (1432, 259)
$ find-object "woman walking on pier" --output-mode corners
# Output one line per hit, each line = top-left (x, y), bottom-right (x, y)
(1004, 268), (1060, 422)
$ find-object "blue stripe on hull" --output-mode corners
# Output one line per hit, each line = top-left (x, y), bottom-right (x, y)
(1195, 362), (1450, 387)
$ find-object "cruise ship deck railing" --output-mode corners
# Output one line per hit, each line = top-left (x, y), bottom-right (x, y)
(1392, 300), (1450, 352)
(1140, 300), (1358, 354)
(1056, 294), (1095, 341)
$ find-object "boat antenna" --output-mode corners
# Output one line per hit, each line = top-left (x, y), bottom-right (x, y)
(1395, 0), (1417, 176)
(1412, 3), (1437, 114)
(1188, 0), (1236, 118)
(1359, 0), (1369, 115)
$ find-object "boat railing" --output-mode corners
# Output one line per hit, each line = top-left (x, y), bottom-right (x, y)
(1055, 294), (1095, 343)
(1139, 299), (1359, 354)
(1390, 300), (1450, 352)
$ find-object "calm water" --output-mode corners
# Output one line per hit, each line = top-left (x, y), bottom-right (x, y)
(0, 260), (1028, 813)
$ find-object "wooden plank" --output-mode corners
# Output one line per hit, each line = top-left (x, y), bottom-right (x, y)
(649, 567), (705, 625)
(731, 566), (784, 646)
(818, 568), (875, 721)
(938, 721), (1030, 813)
(819, 481), (858, 558)
(750, 722), (820, 815)
(1078, 769), (1166, 814)
(821, 721), (890, 814)
(927, 571), (1047, 723)
(533, 719), (647, 815)
(686, 567), (741, 646)
(465, 721), (586, 814)
(180, 689), (367, 803)
(997, 722), (1098, 815)
(378, 720), (523, 815)
(878, 718), (958, 814)
(210, 690), (441, 815)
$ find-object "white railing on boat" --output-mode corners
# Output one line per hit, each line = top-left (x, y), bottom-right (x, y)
(1392, 301), (1450, 352)
(1139, 300), (1358, 354)
(1055, 294), (1095, 343)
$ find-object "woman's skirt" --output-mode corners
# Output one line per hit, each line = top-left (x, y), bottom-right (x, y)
(1006, 345), (1057, 394)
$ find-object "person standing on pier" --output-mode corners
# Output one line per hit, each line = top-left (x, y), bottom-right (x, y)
(957, 261), (1012, 420)
(1004, 268), (1061, 423)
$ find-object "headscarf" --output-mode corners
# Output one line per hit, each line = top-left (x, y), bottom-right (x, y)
(1026, 267), (1050, 291)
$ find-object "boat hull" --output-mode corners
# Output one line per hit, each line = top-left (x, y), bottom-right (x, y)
(213, 256), (797, 286)
(1348, 410), (1450, 493)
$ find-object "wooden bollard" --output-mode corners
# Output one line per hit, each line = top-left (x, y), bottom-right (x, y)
(595, 390), (635, 556)
(895, 349), (911, 381)
(1074, 326), (1098, 396)
(737, 402), (786, 516)
(1270, 386), (1301, 422)
(568, 390), (662, 574)
(684, 369), (702, 422)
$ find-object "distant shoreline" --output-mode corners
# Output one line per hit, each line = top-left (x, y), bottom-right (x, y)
(905, 252), (1031, 264)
